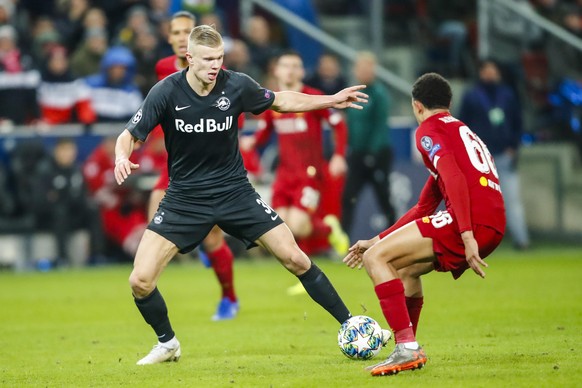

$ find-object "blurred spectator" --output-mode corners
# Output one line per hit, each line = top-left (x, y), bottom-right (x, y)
(82, 6), (109, 31)
(132, 26), (161, 95)
(54, 0), (91, 53)
(83, 136), (148, 259)
(149, 0), (171, 25)
(341, 51), (395, 236)
(243, 15), (282, 74)
(114, 4), (152, 49)
(31, 17), (63, 63)
(459, 59), (530, 250)
(84, 45), (143, 122)
(305, 52), (347, 95)
(545, 1), (582, 85)
(32, 138), (104, 267)
(486, 0), (544, 91)
(38, 45), (96, 125)
(224, 39), (261, 81)
(273, 0), (322, 73)
(417, 0), (475, 78)
(0, 25), (41, 127)
(71, 27), (108, 77)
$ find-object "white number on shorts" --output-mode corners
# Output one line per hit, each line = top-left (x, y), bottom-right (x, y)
(430, 210), (453, 228)
(256, 198), (275, 215)
(459, 125), (498, 178)
(300, 186), (320, 211)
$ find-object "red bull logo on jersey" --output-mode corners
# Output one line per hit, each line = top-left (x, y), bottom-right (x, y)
(175, 116), (233, 133)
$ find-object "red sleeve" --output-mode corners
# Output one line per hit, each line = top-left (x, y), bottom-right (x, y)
(237, 113), (245, 129)
(378, 175), (442, 239)
(435, 153), (472, 232)
(323, 110), (347, 157)
(254, 111), (274, 147)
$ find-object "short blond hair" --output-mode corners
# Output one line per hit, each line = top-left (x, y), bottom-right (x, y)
(188, 24), (223, 50)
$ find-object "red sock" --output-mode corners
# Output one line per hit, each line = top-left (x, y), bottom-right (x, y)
(207, 242), (237, 302)
(310, 217), (331, 239)
(406, 296), (424, 335)
(375, 279), (415, 344)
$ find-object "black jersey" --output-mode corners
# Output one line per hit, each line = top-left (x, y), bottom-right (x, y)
(126, 68), (275, 199)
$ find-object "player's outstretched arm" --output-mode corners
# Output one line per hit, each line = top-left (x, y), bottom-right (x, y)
(114, 129), (140, 185)
(272, 85), (369, 113)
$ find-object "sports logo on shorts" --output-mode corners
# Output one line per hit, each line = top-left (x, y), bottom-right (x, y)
(421, 136), (433, 151)
(154, 211), (164, 224)
(132, 109), (142, 124)
(213, 96), (231, 111)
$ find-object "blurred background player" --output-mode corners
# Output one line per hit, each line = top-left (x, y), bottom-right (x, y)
(341, 52), (396, 238)
(459, 59), (530, 250)
(83, 136), (148, 259)
(149, 11), (238, 321)
(240, 50), (350, 294)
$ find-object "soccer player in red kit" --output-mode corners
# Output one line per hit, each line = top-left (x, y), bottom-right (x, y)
(343, 73), (506, 376)
(148, 11), (239, 321)
(240, 51), (350, 259)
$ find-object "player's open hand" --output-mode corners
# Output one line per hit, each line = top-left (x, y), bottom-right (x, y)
(333, 85), (369, 110)
(114, 157), (139, 185)
(343, 239), (374, 269)
(462, 232), (487, 278)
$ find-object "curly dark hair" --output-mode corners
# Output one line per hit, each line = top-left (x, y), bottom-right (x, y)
(411, 73), (452, 110)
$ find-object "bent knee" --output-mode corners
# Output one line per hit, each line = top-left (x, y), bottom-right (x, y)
(281, 248), (311, 275)
(129, 271), (155, 298)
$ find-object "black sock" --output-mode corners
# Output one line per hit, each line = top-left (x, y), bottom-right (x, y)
(297, 263), (351, 324)
(134, 287), (175, 343)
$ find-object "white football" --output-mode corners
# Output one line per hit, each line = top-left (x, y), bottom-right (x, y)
(338, 315), (384, 360)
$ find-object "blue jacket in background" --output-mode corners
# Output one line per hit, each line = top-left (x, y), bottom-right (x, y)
(458, 81), (523, 155)
(84, 46), (143, 122)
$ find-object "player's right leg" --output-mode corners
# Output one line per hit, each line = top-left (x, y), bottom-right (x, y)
(256, 224), (351, 324)
(130, 229), (181, 365)
(361, 221), (434, 376)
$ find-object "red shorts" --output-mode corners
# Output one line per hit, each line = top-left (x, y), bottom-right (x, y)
(153, 166), (169, 191)
(271, 173), (322, 213)
(101, 207), (147, 245)
(416, 210), (504, 279)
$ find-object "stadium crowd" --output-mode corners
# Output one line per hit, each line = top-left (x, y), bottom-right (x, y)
(0, 0), (581, 268)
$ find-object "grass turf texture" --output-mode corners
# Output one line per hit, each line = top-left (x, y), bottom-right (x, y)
(0, 244), (580, 387)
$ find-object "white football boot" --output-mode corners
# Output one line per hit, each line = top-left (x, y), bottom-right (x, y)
(136, 337), (181, 365)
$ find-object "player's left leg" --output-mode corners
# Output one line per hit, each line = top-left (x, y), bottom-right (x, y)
(201, 225), (239, 321)
(256, 223), (351, 324)
(361, 221), (434, 376)
(398, 262), (434, 336)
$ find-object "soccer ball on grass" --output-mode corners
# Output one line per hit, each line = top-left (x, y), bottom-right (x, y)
(338, 315), (384, 360)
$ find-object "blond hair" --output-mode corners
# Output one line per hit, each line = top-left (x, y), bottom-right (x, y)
(188, 24), (223, 51)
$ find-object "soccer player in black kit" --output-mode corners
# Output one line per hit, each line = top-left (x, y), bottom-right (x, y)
(114, 25), (371, 365)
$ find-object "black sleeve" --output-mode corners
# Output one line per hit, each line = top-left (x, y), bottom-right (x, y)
(125, 80), (169, 142)
(238, 72), (275, 115)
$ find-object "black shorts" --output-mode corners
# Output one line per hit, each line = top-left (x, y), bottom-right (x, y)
(148, 183), (284, 253)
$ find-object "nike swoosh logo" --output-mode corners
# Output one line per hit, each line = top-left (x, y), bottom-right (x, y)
(175, 105), (191, 111)
(271, 214), (279, 221)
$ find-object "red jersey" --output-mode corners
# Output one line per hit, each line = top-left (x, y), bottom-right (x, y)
(255, 85), (347, 179)
(155, 55), (181, 79)
(380, 112), (505, 238)
(151, 56), (247, 191)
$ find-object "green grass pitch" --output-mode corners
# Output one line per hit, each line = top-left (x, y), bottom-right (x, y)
(1, 244), (580, 387)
